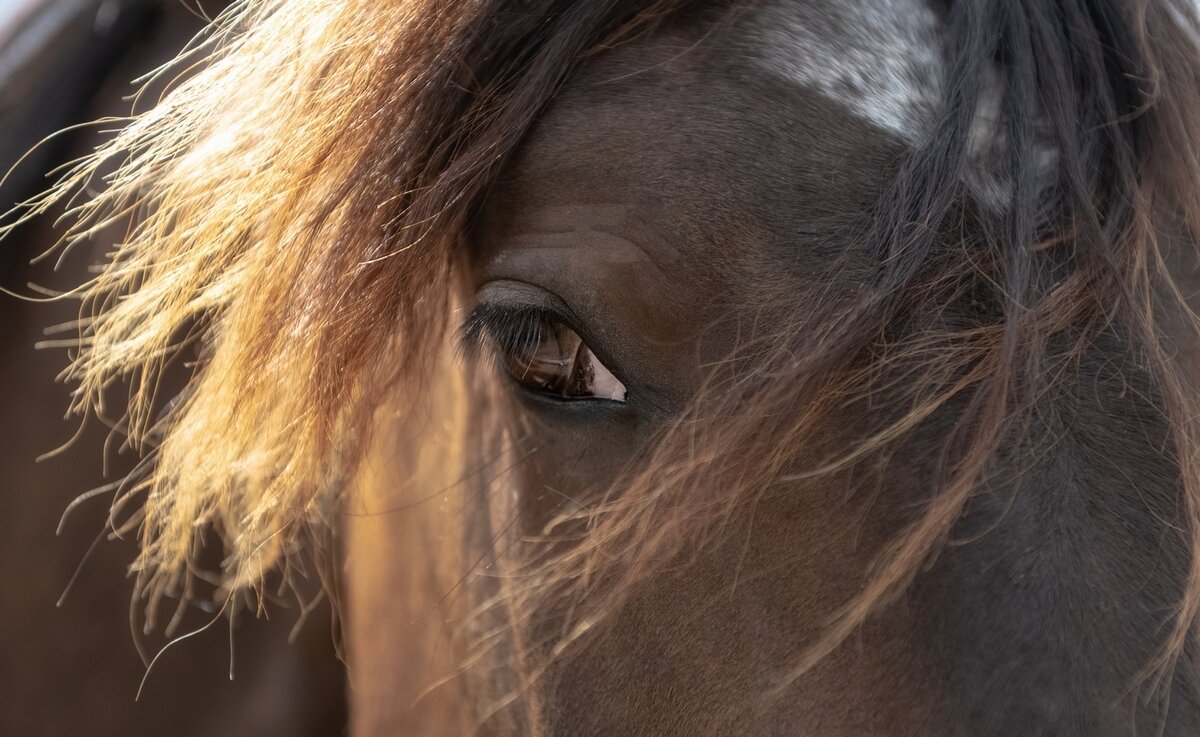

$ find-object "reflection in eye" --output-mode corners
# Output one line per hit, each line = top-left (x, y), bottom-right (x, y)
(460, 304), (627, 402)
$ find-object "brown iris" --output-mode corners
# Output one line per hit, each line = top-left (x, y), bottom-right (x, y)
(503, 320), (627, 402)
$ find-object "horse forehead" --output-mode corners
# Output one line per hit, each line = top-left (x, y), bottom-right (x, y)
(752, 0), (944, 142)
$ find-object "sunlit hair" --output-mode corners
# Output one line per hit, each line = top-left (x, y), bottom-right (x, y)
(13, 0), (1200, 705)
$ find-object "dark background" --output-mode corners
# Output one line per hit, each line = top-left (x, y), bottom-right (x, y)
(0, 2), (348, 734)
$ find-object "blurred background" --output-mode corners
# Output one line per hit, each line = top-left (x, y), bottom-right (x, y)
(0, 1), (348, 734)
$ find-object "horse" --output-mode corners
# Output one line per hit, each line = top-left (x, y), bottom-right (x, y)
(14, 0), (1200, 734)
(0, 1), (345, 734)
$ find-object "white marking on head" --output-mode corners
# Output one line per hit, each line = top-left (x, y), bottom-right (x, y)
(755, 0), (1057, 208)
(755, 0), (945, 142)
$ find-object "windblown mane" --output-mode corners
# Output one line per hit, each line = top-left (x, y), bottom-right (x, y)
(12, 0), (1200, 693)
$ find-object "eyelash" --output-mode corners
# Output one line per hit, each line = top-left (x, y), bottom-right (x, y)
(458, 303), (565, 365)
(458, 302), (628, 403)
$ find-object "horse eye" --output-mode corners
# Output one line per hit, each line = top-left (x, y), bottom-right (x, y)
(503, 320), (627, 402)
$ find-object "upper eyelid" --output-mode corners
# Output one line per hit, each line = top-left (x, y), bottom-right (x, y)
(470, 279), (585, 325)
(458, 279), (588, 356)
(457, 302), (566, 358)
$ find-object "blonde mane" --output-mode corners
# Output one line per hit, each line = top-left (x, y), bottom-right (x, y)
(7, 0), (474, 603)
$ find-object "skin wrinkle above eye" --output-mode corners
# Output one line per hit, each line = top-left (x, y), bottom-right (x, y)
(479, 226), (686, 336)
(475, 206), (708, 410)
(484, 205), (683, 274)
